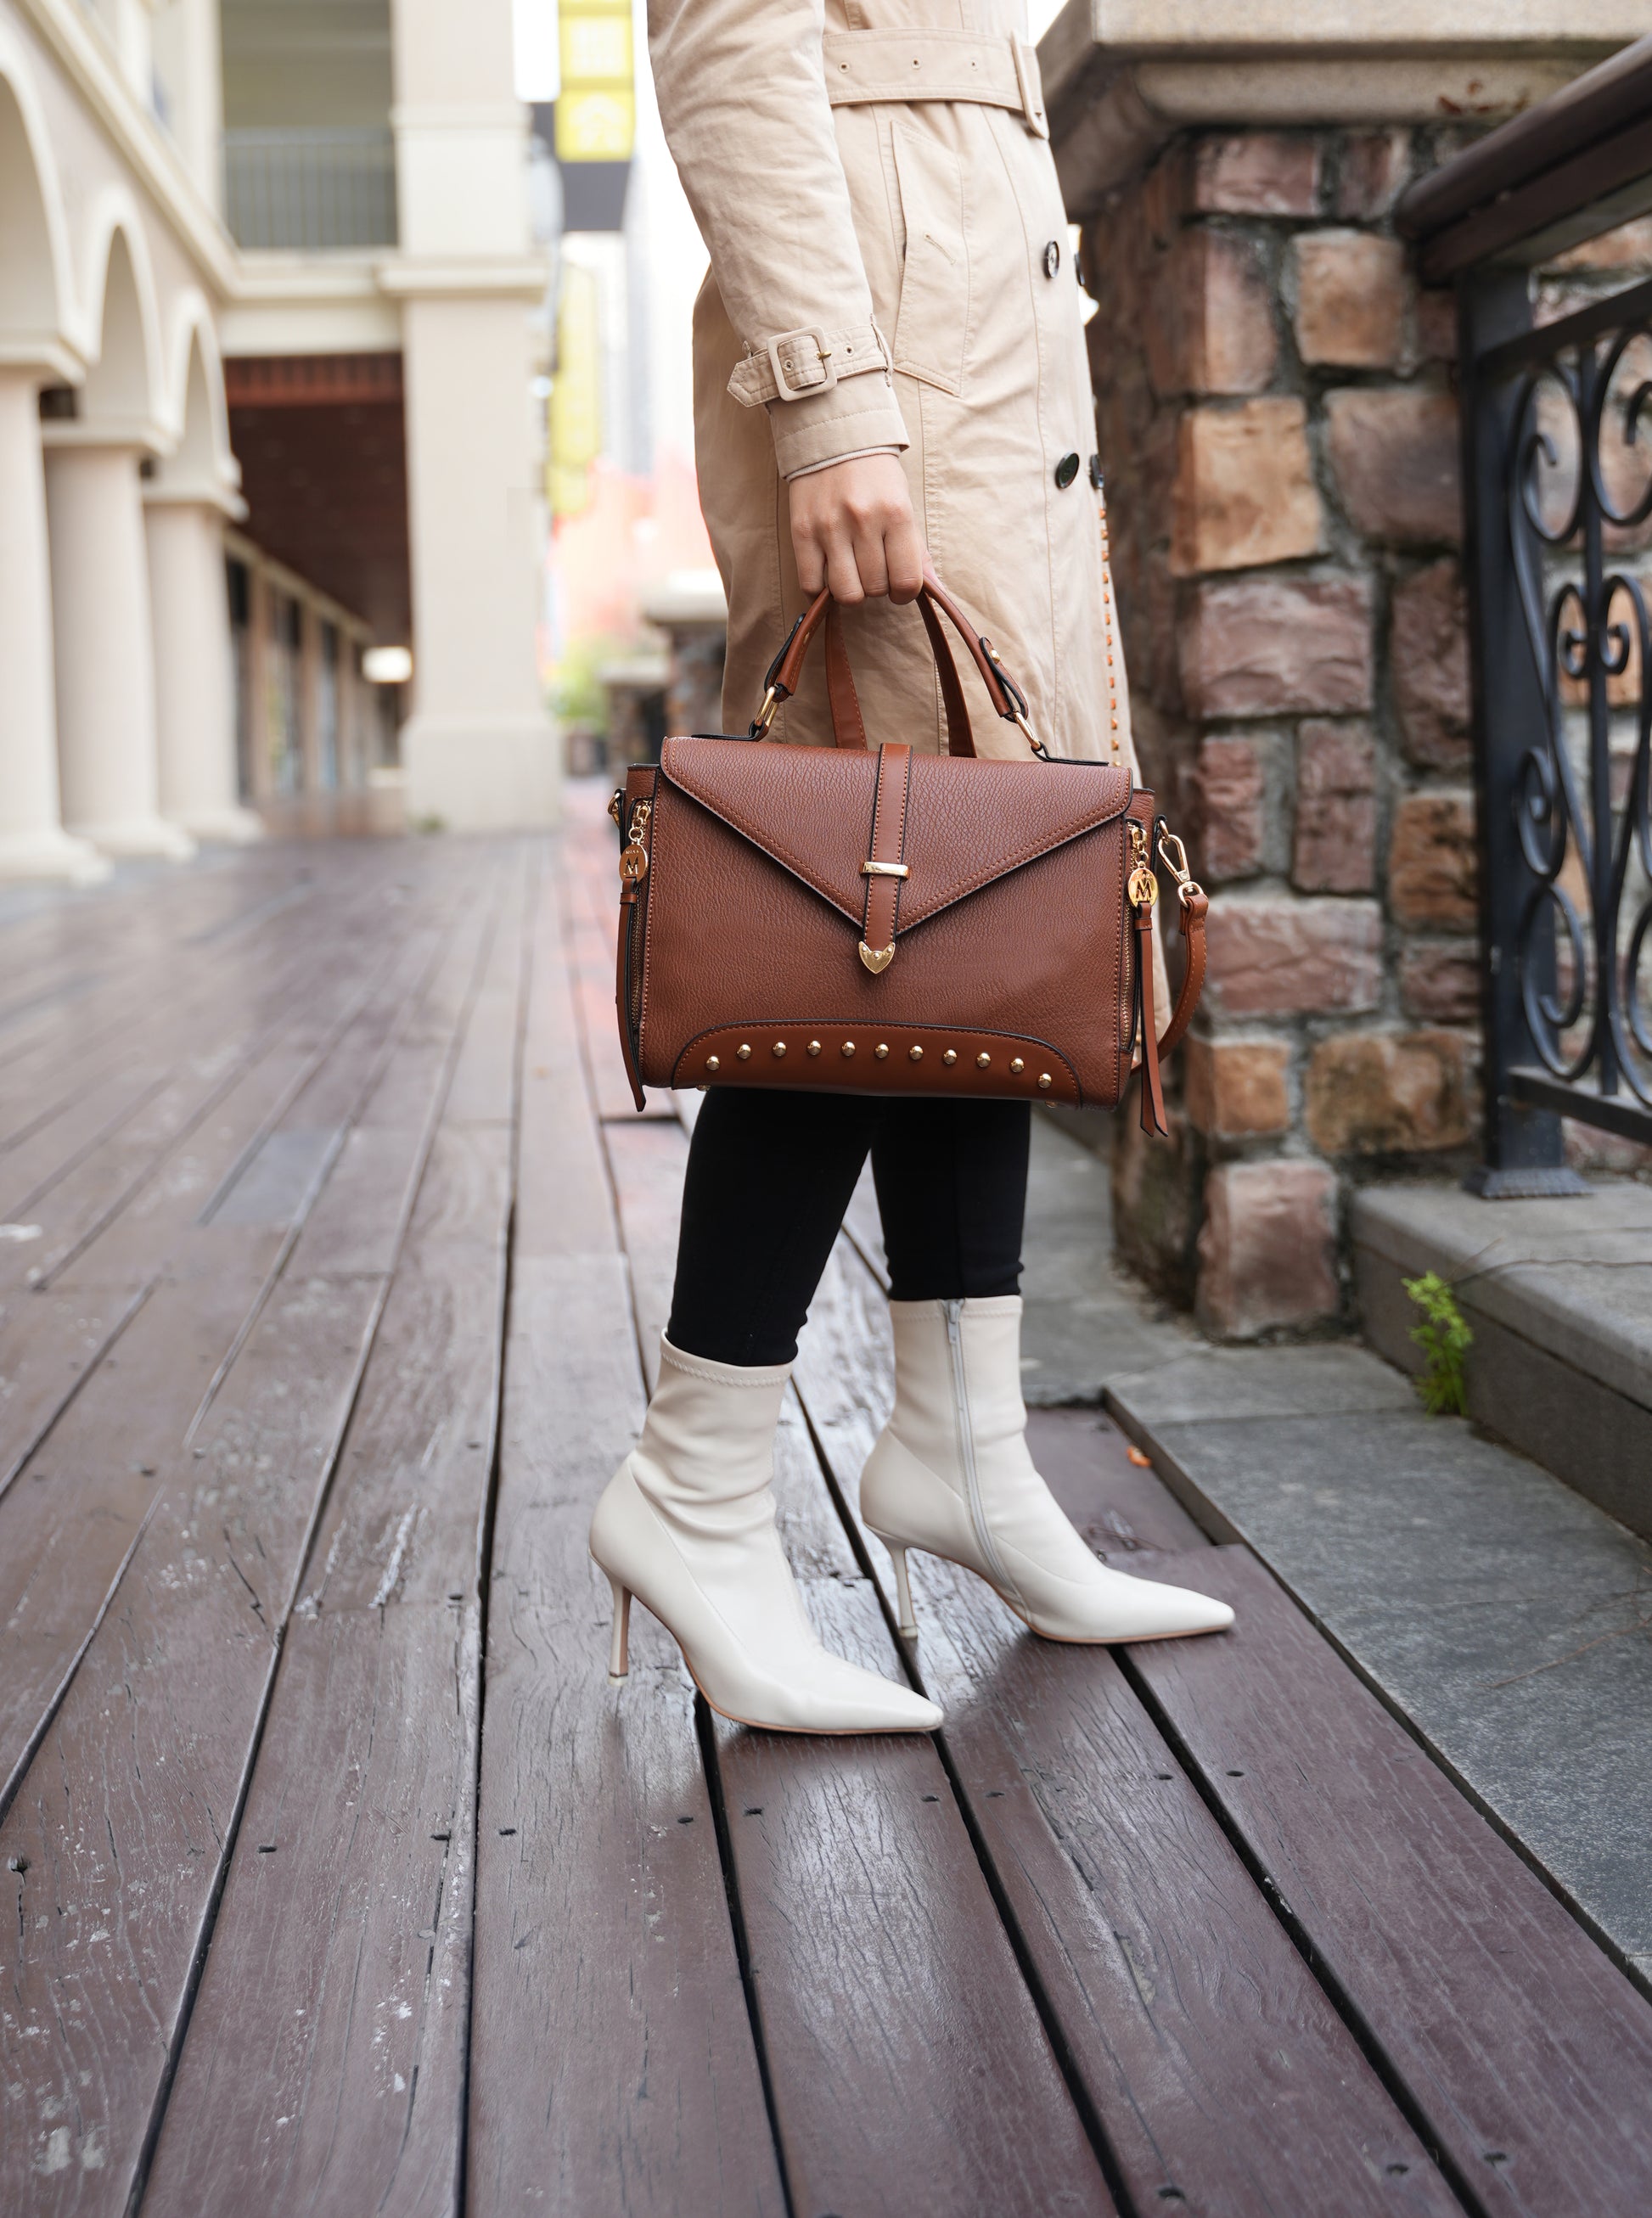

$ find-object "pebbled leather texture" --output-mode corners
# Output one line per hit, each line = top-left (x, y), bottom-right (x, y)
(659, 738), (1132, 932)
(632, 741), (1144, 1109)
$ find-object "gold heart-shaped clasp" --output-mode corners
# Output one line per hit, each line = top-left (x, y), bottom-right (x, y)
(858, 941), (895, 975)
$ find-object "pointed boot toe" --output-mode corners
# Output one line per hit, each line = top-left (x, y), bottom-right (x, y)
(1014, 1559), (1236, 1643)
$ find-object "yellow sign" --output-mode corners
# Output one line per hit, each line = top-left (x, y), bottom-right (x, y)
(548, 261), (600, 516)
(556, 0), (634, 162)
(555, 88), (635, 162)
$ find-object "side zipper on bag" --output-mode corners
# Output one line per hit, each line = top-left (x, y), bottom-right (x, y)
(617, 794), (653, 1086)
(947, 1301), (1013, 1597)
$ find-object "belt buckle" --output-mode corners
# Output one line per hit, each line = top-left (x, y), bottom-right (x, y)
(766, 328), (837, 402)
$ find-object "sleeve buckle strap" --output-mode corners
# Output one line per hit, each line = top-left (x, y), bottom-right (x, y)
(773, 327), (837, 400)
(728, 322), (892, 407)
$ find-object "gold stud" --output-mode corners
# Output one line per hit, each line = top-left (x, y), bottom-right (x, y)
(976, 1052), (991, 1069)
(706, 1055), (720, 1072)
(1010, 1057), (1025, 1075)
(908, 1044), (923, 1062)
(737, 1044), (751, 1062)
(942, 1049), (958, 1066)
(841, 1040), (856, 1058)
(874, 1043), (890, 1060)
(807, 1040), (822, 1057)
(1038, 1073), (1053, 1090)
(772, 1041), (787, 1058)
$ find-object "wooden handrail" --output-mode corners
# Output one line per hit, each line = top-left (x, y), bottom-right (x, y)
(1394, 34), (1652, 278)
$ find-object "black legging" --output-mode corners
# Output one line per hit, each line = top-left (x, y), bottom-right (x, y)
(666, 1089), (1030, 1367)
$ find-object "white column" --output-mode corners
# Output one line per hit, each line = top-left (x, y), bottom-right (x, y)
(43, 438), (194, 860)
(388, 0), (558, 830)
(397, 295), (558, 828)
(0, 373), (109, 884)
(144, 495), (263, 843)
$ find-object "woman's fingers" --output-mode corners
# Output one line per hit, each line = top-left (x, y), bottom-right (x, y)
(787, 453), (928, 605)
(823, 530), (867, 605)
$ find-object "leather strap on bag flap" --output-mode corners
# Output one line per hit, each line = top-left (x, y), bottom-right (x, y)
(858, 744), (912, 973)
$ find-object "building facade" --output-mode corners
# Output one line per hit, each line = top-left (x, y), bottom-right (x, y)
(0, 0), (554, 884)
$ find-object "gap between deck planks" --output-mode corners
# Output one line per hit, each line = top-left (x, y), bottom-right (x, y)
(0, 845), (531, 2215)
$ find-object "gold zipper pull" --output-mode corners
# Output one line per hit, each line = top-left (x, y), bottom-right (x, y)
(1127, 821), (1158, 911)
(619, 800), (652, 885)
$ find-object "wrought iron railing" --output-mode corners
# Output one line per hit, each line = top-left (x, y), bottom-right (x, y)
(223, 128), (398, 252)
(1397, 36), (1652, 1193)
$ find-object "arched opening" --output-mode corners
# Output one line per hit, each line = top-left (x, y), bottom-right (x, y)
(79, 223), (159, 431)
(0, 72), (66, 351)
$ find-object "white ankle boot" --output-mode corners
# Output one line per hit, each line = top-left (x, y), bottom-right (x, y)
(860, 1297), (1235, 1644)
(589, 1336), (942, 1734)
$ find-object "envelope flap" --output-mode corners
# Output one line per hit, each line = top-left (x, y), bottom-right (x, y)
(659, 738), (1132, 932)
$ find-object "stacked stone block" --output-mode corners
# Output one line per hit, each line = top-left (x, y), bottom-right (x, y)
(1081, 124), (1485, 1338)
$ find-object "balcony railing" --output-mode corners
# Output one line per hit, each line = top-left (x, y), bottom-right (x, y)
(223, 127), (398, 251)
(1396, 36), (1652, 1193)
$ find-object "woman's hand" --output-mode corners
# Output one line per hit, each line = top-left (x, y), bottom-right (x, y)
(788, 453), (927, 606)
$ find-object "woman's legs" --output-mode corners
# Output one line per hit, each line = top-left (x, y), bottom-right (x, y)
(666, 1091), (1031, 1362)
(872, 1098), (1030, 1301)
(666, 1088), (881, 1365)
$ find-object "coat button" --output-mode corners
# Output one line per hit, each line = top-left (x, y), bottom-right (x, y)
(1088, 454), (1104, 491)
(1042, 239), (1060, 279)
(1054, 452), (1081, 489)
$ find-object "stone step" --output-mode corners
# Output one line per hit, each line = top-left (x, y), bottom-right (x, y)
(1351, 1182), (1652, 1544)
(1104, 1342), (1652, 2000)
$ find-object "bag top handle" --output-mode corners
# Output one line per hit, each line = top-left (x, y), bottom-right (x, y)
(748, 565), (1049, 760)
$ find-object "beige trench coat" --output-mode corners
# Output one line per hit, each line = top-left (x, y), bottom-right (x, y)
(648, 0), (1167, 1000)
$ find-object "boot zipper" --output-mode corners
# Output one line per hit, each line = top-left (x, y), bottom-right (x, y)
(946, 1300), (1012, 1595)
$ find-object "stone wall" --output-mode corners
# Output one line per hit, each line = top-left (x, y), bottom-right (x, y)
(1081, 125), (1471, 1334)
(1078, 120), (1652, 1338)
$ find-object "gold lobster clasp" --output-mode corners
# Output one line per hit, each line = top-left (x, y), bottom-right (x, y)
(1155, 826), (1205, 907)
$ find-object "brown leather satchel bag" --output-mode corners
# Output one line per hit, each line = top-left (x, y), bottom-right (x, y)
(610, 571), (1205, 1131)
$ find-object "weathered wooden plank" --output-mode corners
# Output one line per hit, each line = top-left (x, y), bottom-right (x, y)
(0, 880), (492, 1790)
(0, 847), (414, 1177)
(142, 1597), (483, 2218)
(468, 864), (784, 2216)
(1126, 1545), (1652, 2218)
(138, 866), (529, 2216)
(0, 863), (477, 1514)
(604, 1113), (1117, 2218)
(791, 1244), (1463, 2218)
(512, 856), (617, 1264)
(0, 858), (511, 2213)
(1024, 1408), (1209, 1558)
(0, 891), (485, 1761)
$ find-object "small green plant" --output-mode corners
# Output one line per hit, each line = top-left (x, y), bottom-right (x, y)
(1402, 1271), (1473, 1417)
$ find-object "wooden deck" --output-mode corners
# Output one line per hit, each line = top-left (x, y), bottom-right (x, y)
(4, 800), (1652, 2218)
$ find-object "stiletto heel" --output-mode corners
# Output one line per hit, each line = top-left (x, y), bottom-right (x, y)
(589, 1337), (941, 1734)
(608, 1578), (631, 1683)
(888, 1543), (918, 1640)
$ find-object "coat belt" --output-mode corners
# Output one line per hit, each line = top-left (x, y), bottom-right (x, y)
(821, 29), (1049, 139)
